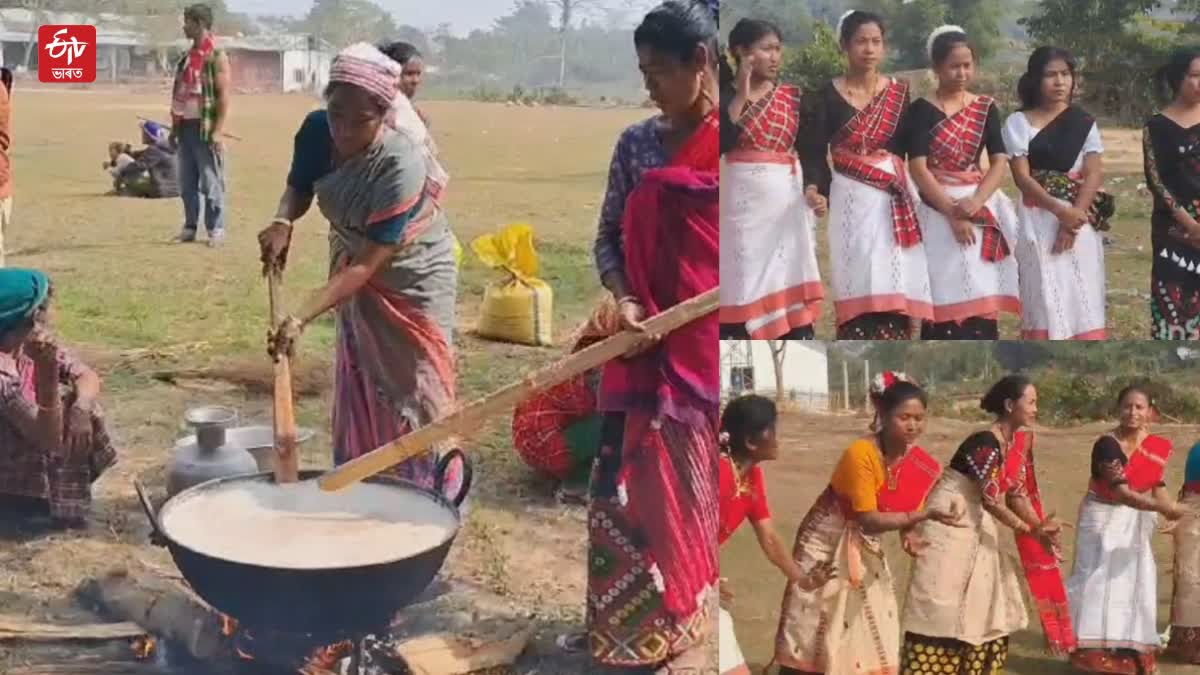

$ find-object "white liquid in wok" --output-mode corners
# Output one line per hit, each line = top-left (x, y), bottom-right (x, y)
(160, 481), (457, 570)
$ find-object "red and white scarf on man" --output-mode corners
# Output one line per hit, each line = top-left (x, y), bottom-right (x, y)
(831, 79), (921, 248)
(172, 33), (214, 113)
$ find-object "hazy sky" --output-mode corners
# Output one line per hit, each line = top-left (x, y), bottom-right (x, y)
(226, 0), (619, 35)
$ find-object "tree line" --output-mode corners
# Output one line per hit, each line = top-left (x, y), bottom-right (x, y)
(723, 0), (1200, 123)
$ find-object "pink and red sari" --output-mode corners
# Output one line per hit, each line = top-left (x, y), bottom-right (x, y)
(588, 111), (719, 668)
(1003, 430), (1075, 655)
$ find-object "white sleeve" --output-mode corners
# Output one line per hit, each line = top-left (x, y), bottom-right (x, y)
(1082, 122), (1104, 155)
(1002, 113), (1029, 158)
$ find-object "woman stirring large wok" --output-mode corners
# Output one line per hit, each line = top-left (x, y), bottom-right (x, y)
(258, 43), (459, 491)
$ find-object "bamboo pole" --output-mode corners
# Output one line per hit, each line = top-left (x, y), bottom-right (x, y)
(318, 288), (719, 492)
(268, 269), (299, 484)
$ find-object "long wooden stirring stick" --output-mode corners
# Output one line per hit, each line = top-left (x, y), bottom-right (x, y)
(317, 287), (720, 492)
(268, 267), (299, 484)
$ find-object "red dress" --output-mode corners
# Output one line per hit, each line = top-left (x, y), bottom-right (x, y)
(719, 455), (770, 545)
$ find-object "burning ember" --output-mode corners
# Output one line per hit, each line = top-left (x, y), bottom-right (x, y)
(131, 635), (156, 660)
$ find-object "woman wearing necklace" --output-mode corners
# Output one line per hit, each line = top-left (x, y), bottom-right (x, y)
(901, 375), (1064, 674)
(1066, 385), (1190, 675)
(1143, 49), (1200, 340)
(717, 394), (836, 675)
(798, 10), (931, 340)
(774, 372), (957, 675)
(1003, 46), (1112, 340)
(719, 18), (824, 340)
(906, 26), (1019, 340)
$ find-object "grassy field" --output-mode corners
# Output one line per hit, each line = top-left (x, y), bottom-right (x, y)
(811, 127), (1154, 340)
(0, 90), (651, 669)
(721, 410), (1199, 674)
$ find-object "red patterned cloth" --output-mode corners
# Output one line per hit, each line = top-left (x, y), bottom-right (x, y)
(1003, 430), (1076, 655)
(512, 378), (595, 480)
(734, 84), (800, 153)
(831, 79), (920, 248)
(875, 445), (942, 512)
(1069, 648), (1157, 675)
(928, 96), (1010, 262)
(0, 348), (117, 522)
(1089, 434), (1173, 501)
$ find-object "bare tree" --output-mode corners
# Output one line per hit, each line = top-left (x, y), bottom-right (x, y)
(546, 0), (597, 88)
(767, 340), (787, 404)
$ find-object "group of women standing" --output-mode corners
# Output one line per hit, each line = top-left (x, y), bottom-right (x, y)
(720, 376), (1200, 675)
(721, 10), (1125, 341)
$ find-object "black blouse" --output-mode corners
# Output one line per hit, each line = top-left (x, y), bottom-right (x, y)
(1144, 114), (1200, 240)
(798, 80), (911, 198)
(905, 98), (1006, 162)
(948, 430), (1005, 505)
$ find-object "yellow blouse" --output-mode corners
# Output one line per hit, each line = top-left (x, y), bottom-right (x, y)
(830, 437), (885, 513)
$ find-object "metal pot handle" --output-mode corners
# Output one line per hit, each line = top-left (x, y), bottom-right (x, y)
(434, 448), (473, 509)
(133, 478), (168, 547)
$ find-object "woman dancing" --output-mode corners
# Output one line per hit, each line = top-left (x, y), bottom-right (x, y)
(719, 18), (824, 340)
(718, 394), (835, 675)
(1144, 48), (1200, 340)
(799, 10), (931, 340)
(1004, 46), (1112, 340)
(902, 375), (1065, 674)
(906, 26), (1019, 339)
(774, 372), (957, 675)
(1067, 386), (1190, 674)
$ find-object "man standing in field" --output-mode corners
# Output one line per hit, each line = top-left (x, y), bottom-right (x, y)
(170, 3), (230, 248)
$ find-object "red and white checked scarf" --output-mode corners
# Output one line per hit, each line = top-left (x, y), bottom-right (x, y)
(928, 96), (1009, 262)
(831, 80), (921, 248)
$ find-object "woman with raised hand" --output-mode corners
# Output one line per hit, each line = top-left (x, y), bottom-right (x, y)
(719, 18), (824, 340)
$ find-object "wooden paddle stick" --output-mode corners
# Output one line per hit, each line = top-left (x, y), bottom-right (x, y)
(268, 268), (299, 484)
(317, 287), (719, 492)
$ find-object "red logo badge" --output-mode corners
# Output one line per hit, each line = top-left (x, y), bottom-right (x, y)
(38, 25), (96, 83)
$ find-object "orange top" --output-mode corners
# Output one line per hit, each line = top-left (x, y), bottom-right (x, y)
(0, 83), (13, 200)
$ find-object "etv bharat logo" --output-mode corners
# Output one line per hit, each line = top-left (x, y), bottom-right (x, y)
(38, 25), (97, 83)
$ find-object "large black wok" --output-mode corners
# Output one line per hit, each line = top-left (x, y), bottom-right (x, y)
(135, 450), (472, 641)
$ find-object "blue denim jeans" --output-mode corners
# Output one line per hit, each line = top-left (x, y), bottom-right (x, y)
(177, 120), (225, 235)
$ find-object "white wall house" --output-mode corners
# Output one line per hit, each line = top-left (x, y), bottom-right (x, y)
(720, 340), (830, 411)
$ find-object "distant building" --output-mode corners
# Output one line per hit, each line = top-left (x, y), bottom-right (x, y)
(720, 340), (830, 411)
(0, 8), (333, 92)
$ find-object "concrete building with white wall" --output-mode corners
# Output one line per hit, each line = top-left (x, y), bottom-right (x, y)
(720, 340), (830, 411)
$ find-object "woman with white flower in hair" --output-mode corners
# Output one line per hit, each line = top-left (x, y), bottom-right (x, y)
(906, 26), (1019, 339)
(258, 43), (460, 491)
(774, 372), (956, 675)
(798, 9), (932, 340)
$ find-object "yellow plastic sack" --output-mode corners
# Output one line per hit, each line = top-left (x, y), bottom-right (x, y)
(472, 223), (554, 346)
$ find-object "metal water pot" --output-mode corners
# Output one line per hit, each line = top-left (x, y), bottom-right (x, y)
(166, 406), (259, 498)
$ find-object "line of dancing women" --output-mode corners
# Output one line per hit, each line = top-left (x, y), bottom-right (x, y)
(720, 9), (1200, 341)
(719, 376), (1200, 675)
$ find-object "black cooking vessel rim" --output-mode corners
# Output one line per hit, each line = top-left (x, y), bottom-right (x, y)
(154, 469), (463, 572)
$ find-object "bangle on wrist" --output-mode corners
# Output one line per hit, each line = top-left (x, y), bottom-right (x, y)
(272, 217), (293, 228)
(616, 295), (639, 305)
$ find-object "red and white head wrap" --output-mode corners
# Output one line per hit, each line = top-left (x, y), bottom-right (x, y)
(329, 43), (402, 109)
(870, 371), (913, 399)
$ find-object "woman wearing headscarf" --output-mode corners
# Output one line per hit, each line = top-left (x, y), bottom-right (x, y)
(1167, 441), (1200, 663)
(0, 269), (117, 528)
(259, 43), (458, 490)
(584, 0), (719, 671)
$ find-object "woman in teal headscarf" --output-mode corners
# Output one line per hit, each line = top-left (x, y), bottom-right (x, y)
(1168, 442), (1200, 662)
(0, 269), (116, 528)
